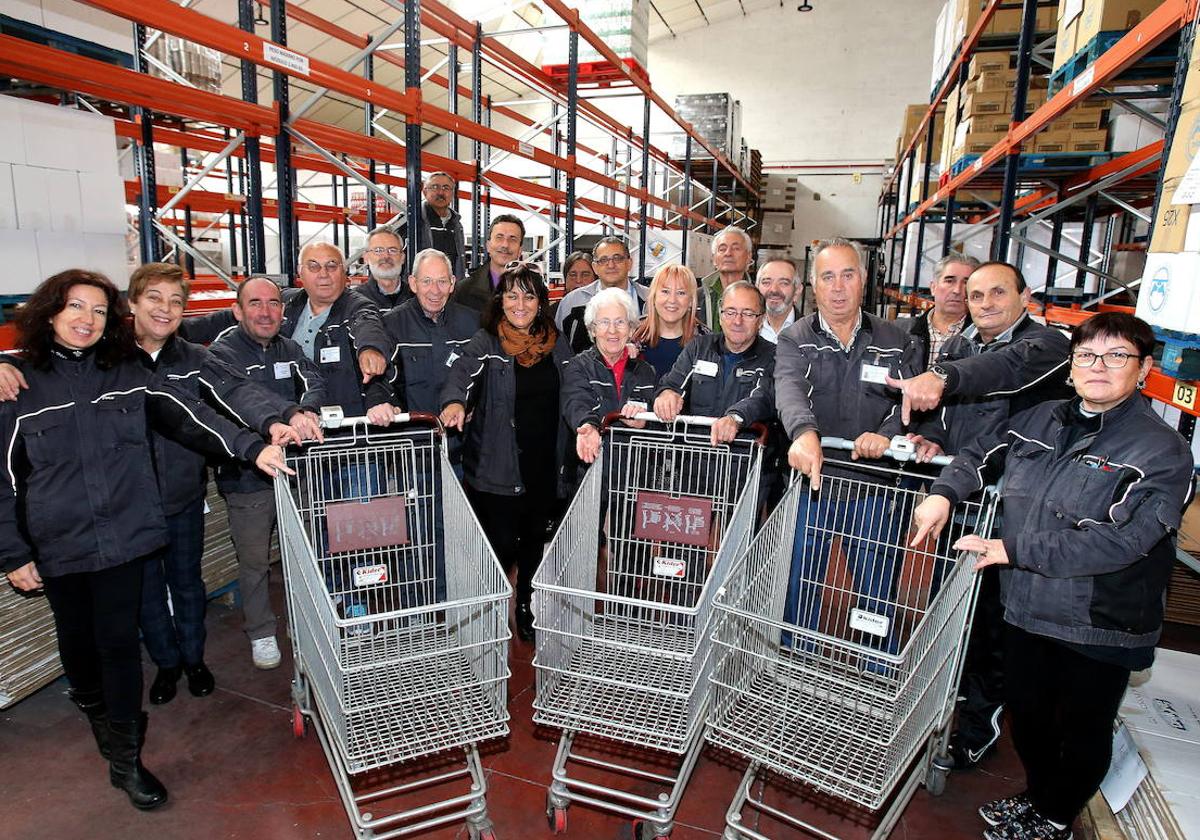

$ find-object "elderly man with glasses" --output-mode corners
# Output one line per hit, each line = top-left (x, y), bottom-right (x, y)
(652, 281), (775, 447)
(354, 225), (412, 313)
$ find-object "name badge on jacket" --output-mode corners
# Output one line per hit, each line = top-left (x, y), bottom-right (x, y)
(273, 361), (292, 379)
(860, 363), (889, 384)
(693, 360), (719, 378)
(320, 345), (341, 365)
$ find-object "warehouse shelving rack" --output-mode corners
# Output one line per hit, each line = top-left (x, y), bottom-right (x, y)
(877, 0), (1200, 424)
(0, 0), (759, 291)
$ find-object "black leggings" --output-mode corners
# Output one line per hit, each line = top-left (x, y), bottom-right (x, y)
(468, 486), (554, 606)
(42, 560), (145, 722)
(1004, 624), (1130, 825)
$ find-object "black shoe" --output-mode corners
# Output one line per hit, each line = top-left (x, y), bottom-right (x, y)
(109, 714), (168, 811)
(148, 667), (181, 705)
(69, 687), (111, 760)
(515, 603), (535, 643)
(183, 662), (215, 698)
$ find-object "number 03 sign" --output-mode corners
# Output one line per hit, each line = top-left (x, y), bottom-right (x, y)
(1173, 381), (1197, 412)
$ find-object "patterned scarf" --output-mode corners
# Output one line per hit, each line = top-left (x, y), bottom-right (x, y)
(498, 320), (557, 367)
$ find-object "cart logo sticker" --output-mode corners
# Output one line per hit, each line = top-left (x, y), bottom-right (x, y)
(325, 496), (408, 553)
(849, 608), (891, 638)
(1148, 265), (1170, 313)
(353, 564), (389, 586)
(653, 556), (687, 578)
(633, 492), (713, 547)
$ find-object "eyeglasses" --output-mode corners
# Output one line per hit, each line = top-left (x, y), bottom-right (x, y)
(424, 183), (454, 192)
(303, 260), (343, 274)
(1071, 350), (1138, 369)
(593, 255), (628, 266)
(593, 318), (629, 331)
(415, 277), (453, 289)
(720, 308), (763, 320)
(367, 247), (402, 256)
(504, 260), (544, 275)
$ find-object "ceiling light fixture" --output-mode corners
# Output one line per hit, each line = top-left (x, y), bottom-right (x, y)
(797, 1), (813, 10)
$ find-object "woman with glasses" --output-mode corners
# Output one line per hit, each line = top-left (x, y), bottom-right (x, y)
(553, 251), (597, 353)
(911, 312), (1194, 840)
(561, 287), (658, 473)
(439, 262), (572, 642)
(632, 263), (704, 378)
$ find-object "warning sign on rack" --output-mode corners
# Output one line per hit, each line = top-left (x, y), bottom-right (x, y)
(325, 496), (408, 553)
(633, 492), (713, 547)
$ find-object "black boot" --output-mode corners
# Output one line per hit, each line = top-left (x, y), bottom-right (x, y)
(69, 688), (111, 760)
(108, 714), (168, 810)
(515, 602), (535, 643)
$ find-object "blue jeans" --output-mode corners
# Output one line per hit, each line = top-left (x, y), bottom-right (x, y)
(140, 498), (208, 668)
(783, 490), (907, 656)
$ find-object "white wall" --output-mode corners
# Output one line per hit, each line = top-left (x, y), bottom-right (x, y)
(644, 0), (945, 248)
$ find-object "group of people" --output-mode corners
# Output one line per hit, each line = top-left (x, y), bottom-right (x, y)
(0, 171), (1192, 840)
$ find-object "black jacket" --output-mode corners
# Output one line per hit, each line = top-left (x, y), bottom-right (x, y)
(774, 312), (921, 444)
(0, 349), (267, 576)
(922, 313), (1073, 455)
(382, 299), (479, 414)
(178, 288), (391, 416)
(208, 327), (326, 495)
(350, 276), (413, 314)
(450, 263), (495, 316)
(440, 329), (573, 496)
(143, 335), (292, 515)
(654, 333), (776, 426)
(561, 348), (659, 431)
(404, 201), (467, 279)
(931, 395), (1195, 651)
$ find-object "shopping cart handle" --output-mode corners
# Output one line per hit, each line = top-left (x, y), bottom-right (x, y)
(820, 435), (954, 467)
(318, 406), (442, 431)
(600, 410), (769, 446)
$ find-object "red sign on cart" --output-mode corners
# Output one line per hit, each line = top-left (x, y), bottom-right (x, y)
(325, 496), (409, 553)
(633, 492), (713, 547)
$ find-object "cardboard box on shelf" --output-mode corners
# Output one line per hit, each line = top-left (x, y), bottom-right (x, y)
(969, 50), (1010, 77)
(1150, 177), (1189, 253)
(1068, 128), (1109, 151)
(1136, 251), (1200, 333)
(1054, 13), (1080, 71)
(1034, 136), (1072, 153)
(963, 90), (1009, 115)
(1164, 102), (1200, 181)
(1076, 0), (1164, 48)
(988, 7), (1022, 34)
(968, 115), (1012, 135)
(953, 132), (1008, 158)
(974, 69), (1017, 93)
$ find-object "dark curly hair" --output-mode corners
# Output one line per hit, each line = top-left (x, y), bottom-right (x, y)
(16, 269), (136, 370)
(481, 263), (556, 339)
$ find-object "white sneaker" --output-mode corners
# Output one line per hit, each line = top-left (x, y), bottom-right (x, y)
(251, 636), (282, 670)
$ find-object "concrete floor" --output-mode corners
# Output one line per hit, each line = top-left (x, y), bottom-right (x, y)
(3, 571), (1196, 840)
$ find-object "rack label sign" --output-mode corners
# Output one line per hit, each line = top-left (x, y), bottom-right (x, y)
(633, 492), (713, 547)
(1071, 66), (1095, 97)
(264, 43), (310, 76)
(1173, 381), (1196, 411)
(325, 496), (408, 553)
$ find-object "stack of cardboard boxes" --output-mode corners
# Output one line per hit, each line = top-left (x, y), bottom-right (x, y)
(1054, 0), (1164, 73)
(1136, 36), (1200, 334)
(894, 104), (946, 206)
(931, 0), (1057, 92)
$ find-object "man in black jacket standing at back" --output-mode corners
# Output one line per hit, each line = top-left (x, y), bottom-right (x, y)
(901, 252), (977, 368)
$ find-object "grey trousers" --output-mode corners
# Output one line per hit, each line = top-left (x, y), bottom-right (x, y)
(223, 488), (278, 641)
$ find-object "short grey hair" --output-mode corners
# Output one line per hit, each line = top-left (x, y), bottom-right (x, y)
(710, 225), (753, 254)
(719, 280), (766, 312)
(933, 251), (980, 279)
(423, 171), (455, 188)
(810, 237), (867, 282)
(755, 257), (798, 283)
(298, 240), (345, 267)
(366, 226), (404, 248)
(411, 247), (453, 279)
(583, 286), (638, 338)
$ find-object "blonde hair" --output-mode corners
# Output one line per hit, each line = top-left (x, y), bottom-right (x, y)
(632, 263), (699, 348)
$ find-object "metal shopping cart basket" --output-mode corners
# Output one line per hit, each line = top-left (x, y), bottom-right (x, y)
(706, 437), (999, 839)
(276, 411), (511, 840)
(532, 412), (766, 839)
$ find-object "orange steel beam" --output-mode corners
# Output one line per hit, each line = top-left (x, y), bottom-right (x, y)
(0, 34), (276, 133)
(888, 0), (1187, 237)
(881, 0), (1003, 197)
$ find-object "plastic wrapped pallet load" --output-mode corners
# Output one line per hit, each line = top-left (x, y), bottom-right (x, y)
(541, 0), (649, 68)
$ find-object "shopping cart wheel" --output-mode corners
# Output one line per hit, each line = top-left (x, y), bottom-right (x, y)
(546, 795), (567, 834)
(634, 820), (670, 839)
(467, 824), (496, 840)
(924, 764), (947, 796)
(291, 705), (306, 739)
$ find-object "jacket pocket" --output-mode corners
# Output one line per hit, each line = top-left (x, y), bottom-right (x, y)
(21, 409), (73, 468)
(94, 392), (148, 450)
(1001, 438), (1052, 496)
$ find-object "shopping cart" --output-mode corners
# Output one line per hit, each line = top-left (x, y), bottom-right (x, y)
(706, 437), (999, 839)
(533, 412), (766, 839)
(276, 411), (511, 840)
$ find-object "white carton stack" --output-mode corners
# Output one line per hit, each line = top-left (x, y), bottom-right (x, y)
(0, 95), (128, 296)
(541, 0), (649, 69)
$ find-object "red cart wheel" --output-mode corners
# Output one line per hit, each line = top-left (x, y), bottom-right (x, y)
(291, 705), (306, 738)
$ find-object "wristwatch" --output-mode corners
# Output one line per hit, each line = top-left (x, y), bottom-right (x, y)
(727, 412), (745, 427)
(930, 364), (950, 383)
